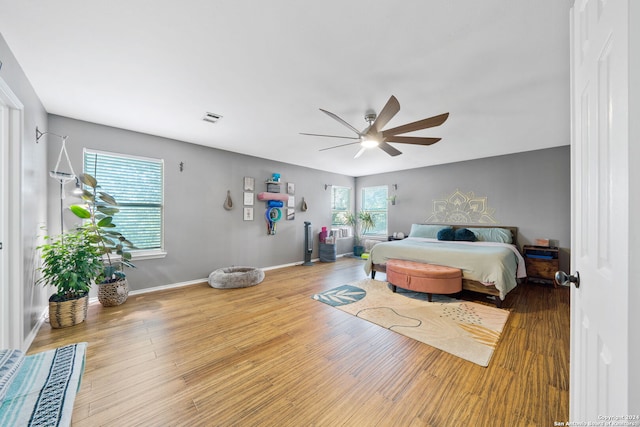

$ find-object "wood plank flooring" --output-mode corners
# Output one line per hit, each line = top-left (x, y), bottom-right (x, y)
(29, 257), (570, 426)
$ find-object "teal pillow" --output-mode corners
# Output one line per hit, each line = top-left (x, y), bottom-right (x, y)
(409, 224), (452, 238)
(454, 228), (477, 242)
(437, 228), (455, 241)
(466, 227), (513, 244)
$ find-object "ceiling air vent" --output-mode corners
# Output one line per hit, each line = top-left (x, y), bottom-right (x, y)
(202, 112), (222, 124)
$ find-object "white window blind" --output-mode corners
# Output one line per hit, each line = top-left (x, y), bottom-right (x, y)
(84, 150), (164, 252)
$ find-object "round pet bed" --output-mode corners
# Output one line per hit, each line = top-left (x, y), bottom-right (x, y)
(208, 266), (265, 289)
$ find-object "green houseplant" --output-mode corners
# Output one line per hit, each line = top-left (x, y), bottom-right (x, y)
(37, 228), (104, 328)
(341, 211), (376, 257)
(70, 173), (135, 306)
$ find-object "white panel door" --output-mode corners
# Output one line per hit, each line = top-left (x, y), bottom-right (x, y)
(569, 0), (629, 421)
(0, 103), (8, 349)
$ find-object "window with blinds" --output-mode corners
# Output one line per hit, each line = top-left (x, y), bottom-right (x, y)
(331, 186), (351, 225)
(361, 185), (388, 236)
(83, 150), (164, 253)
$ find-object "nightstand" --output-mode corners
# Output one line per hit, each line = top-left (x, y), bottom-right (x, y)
(522, 245), (560, 287)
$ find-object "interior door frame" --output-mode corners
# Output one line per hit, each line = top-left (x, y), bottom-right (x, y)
(0, 76), (24, 350)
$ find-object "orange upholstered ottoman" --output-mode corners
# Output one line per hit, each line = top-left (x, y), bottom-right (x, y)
(386, 259), (462, 301)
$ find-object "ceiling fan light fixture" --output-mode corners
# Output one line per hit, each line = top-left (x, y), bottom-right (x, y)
(303, 95), (448, 159)
(361, 138), (379, 148)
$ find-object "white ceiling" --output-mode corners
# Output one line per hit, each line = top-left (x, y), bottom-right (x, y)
(0, 1), (569, 177)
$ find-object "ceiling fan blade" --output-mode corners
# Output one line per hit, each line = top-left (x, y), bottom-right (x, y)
(300, 132), (360, 140)
(319, 141), (361, 152)
(382, 112), (450, 137)
(319, 108), (361, 135)
(370, 95), (400, 133)
(354, 147), (367, 158)
(385, 136), (442, 146)
(378, 141), (402, 157)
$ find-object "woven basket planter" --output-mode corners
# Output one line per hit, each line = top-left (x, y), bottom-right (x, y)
(98, 278), (129, 306)
(49, 294), (89, 329)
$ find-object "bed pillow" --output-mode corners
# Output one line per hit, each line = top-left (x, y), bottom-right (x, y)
(437, 228), (455, 241)
(0, 349), (25, 402)
(408, 224), (452, 239)
(467, 227), (513, 244)
(454, 228), (477, 242)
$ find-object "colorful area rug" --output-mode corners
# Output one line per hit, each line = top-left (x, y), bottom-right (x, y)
(0, 342), (87, 426)
(312, 279), (509, 367)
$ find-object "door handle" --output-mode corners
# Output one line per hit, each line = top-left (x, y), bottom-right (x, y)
(555, 270), (580, 288)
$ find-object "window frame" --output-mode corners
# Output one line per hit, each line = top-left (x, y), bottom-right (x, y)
(83, 149), (166, 260)
(331, 185), (351, 226)
(360, 185), (388, 237)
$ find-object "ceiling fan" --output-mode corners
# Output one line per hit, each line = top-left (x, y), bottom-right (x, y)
(301, 95), (449, 158)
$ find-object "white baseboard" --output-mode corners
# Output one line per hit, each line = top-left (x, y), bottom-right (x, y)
(23, 309), (48, 352)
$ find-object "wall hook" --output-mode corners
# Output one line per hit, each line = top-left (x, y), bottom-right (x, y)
(36, 126), (67, 143)
(179, 162), (184, 172)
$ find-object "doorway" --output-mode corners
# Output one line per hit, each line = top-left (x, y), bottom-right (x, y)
(0, 77), (24, 350)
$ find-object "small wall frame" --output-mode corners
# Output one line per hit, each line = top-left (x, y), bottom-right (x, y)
(243, 177), (255, 191)
(244, 207), (254, 221)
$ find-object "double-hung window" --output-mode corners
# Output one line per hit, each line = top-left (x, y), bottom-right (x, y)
(361, 185), (388, 236)
(83, 149), (165, 258)
(331, 186), (351, 226)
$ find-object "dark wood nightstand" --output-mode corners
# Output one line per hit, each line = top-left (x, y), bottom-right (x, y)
(522, 245), (560, 287)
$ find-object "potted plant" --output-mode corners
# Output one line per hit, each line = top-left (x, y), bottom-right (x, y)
(70, 173), (135, 306)
(341, 211), (376, 257)
(37, 228), (104, 328)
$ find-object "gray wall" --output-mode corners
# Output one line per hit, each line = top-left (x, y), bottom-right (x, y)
(2, 28), (572, 346)
(356, 146), (571, 271)
(0, 33), (50, 346)
(47, 115), (355, 292)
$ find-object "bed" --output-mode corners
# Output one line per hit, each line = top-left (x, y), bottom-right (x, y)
(365, 224), (526, 307)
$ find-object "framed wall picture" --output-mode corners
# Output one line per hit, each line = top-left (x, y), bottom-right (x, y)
(287, 208), (295, 220)
(287, 182), (295, 195)
(244, 207), (254, 221)
(287, 195), (295, 208)
(243, 192), (254, 206)
(243, 176), (255, 191)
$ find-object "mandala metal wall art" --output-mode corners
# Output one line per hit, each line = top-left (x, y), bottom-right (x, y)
(425, 189), (498, 224)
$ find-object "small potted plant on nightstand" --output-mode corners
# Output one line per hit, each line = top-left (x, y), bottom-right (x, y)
(70, 173), (136, 307)
(38, 228), (104, 328)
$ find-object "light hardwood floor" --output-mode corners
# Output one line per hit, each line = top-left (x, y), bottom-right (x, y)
(29, 257), (570, 426)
